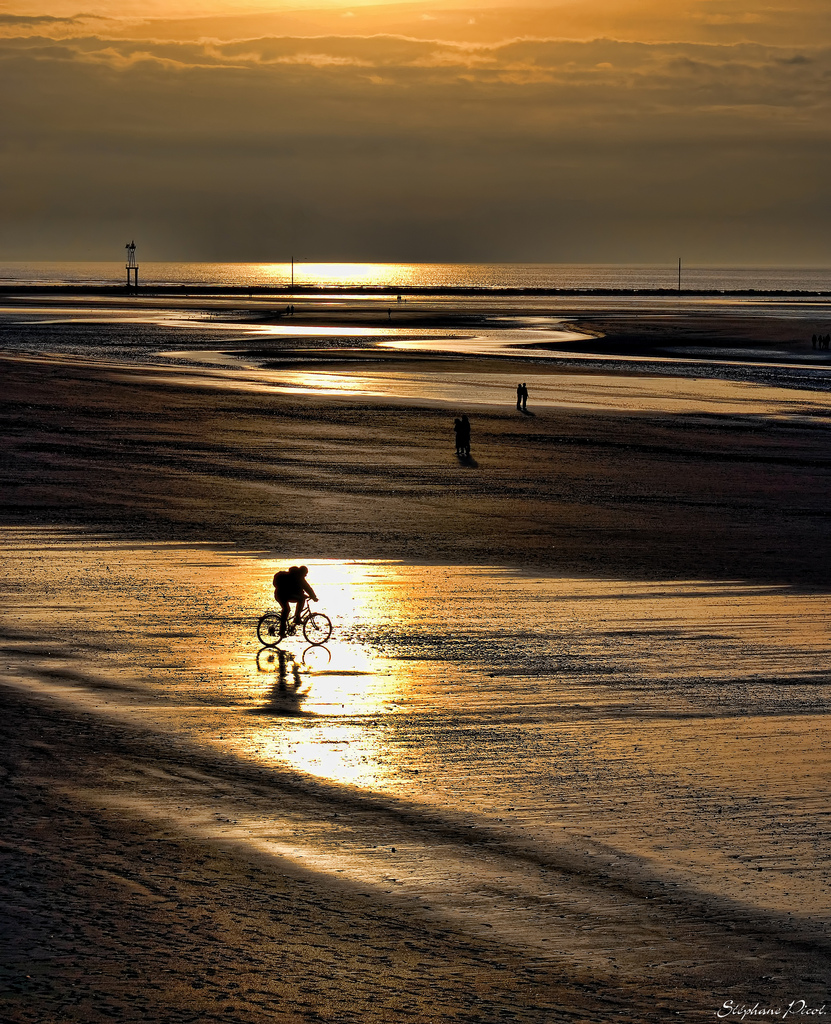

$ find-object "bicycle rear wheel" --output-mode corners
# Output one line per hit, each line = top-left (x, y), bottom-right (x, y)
(257, 611), (282, 647)
(303, 611), (332, 645)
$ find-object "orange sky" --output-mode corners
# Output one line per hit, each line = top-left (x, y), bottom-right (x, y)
(1, 1), (829, 261)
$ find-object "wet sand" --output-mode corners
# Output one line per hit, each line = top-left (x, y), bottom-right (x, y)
(3, 534), (830, 1022)
(3, 341), (830, 586)
(1, 295), (831, 1021)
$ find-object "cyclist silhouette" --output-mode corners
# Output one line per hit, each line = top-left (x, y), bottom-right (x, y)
(273, 565), (318, 638)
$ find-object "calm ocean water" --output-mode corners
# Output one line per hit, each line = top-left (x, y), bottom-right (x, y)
(1, 261), (830, 292)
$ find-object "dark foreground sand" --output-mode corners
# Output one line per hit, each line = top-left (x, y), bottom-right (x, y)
(2, 300), (831, 1022)
(1, 689), (600, 1024)
(3, 681), (830, 1024)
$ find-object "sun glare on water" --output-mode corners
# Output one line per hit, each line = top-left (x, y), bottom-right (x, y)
(254, 262), (425, 289)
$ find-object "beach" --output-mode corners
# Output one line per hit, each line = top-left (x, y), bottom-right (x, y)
(1, 292), (830, 1022)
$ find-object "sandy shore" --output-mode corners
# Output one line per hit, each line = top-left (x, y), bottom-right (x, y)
(1, 296), (830, 1021)
(2, 340), (830, 586)
(2, 687), (605, 1024)
(3, 678), (828, 1024)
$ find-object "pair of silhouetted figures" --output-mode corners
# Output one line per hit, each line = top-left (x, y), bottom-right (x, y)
(454, 381), (532, 457)
(812, 334), (830, 351)
(453, 415), (471, 457)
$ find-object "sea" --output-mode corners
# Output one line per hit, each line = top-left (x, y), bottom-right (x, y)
(1, 261), (831, 292)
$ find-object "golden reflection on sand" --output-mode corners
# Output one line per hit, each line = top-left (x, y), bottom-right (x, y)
(131, 350), (831, 419)
(268, 367), (831, 418)
(2, 529), (830, 919)
(243, 560), (401, 786)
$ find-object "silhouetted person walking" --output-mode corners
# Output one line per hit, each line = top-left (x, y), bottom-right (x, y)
(520, 383), (528, 412)
(456, 415), (471, 457)
(453, 417), (464, 455)
(516, 383), (523, 410)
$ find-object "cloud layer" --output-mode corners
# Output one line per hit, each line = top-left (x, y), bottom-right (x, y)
(2, 2), (829, 261)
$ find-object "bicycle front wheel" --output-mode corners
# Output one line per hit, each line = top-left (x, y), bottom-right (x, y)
(257, 611), (282, 647)
(303, 611), (332, 645)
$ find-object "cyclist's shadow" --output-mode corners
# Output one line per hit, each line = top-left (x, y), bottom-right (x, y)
(252, 647), (315, 717)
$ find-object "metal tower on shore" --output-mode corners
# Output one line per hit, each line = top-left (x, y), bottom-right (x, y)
(125, 241), (139, 288)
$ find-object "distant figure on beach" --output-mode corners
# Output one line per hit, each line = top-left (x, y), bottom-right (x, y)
(454, 415), (471, 457)
(273, 565), (317, 638)
(453, 417), (463, 455)
(520, 383), (528, 412)
(516, 383), (523, 410)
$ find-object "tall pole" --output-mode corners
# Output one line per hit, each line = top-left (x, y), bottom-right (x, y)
(291, 256), (294, 290)
(678, 257), (681, 294)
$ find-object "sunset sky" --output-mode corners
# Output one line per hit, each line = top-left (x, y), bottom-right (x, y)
(2, 1), (829, 263)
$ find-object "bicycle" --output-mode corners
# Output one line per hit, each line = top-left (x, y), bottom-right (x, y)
(257, 604), (332, 647)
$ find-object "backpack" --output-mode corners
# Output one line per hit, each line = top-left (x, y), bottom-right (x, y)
(274, 570), (300, 600)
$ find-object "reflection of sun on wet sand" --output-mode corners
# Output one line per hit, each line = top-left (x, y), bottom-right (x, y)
(1, 293), (831, 1021)
(3, 536), (830, 994)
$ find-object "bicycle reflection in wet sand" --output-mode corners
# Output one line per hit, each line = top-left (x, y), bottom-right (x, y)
(253, 645), (331, 716)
